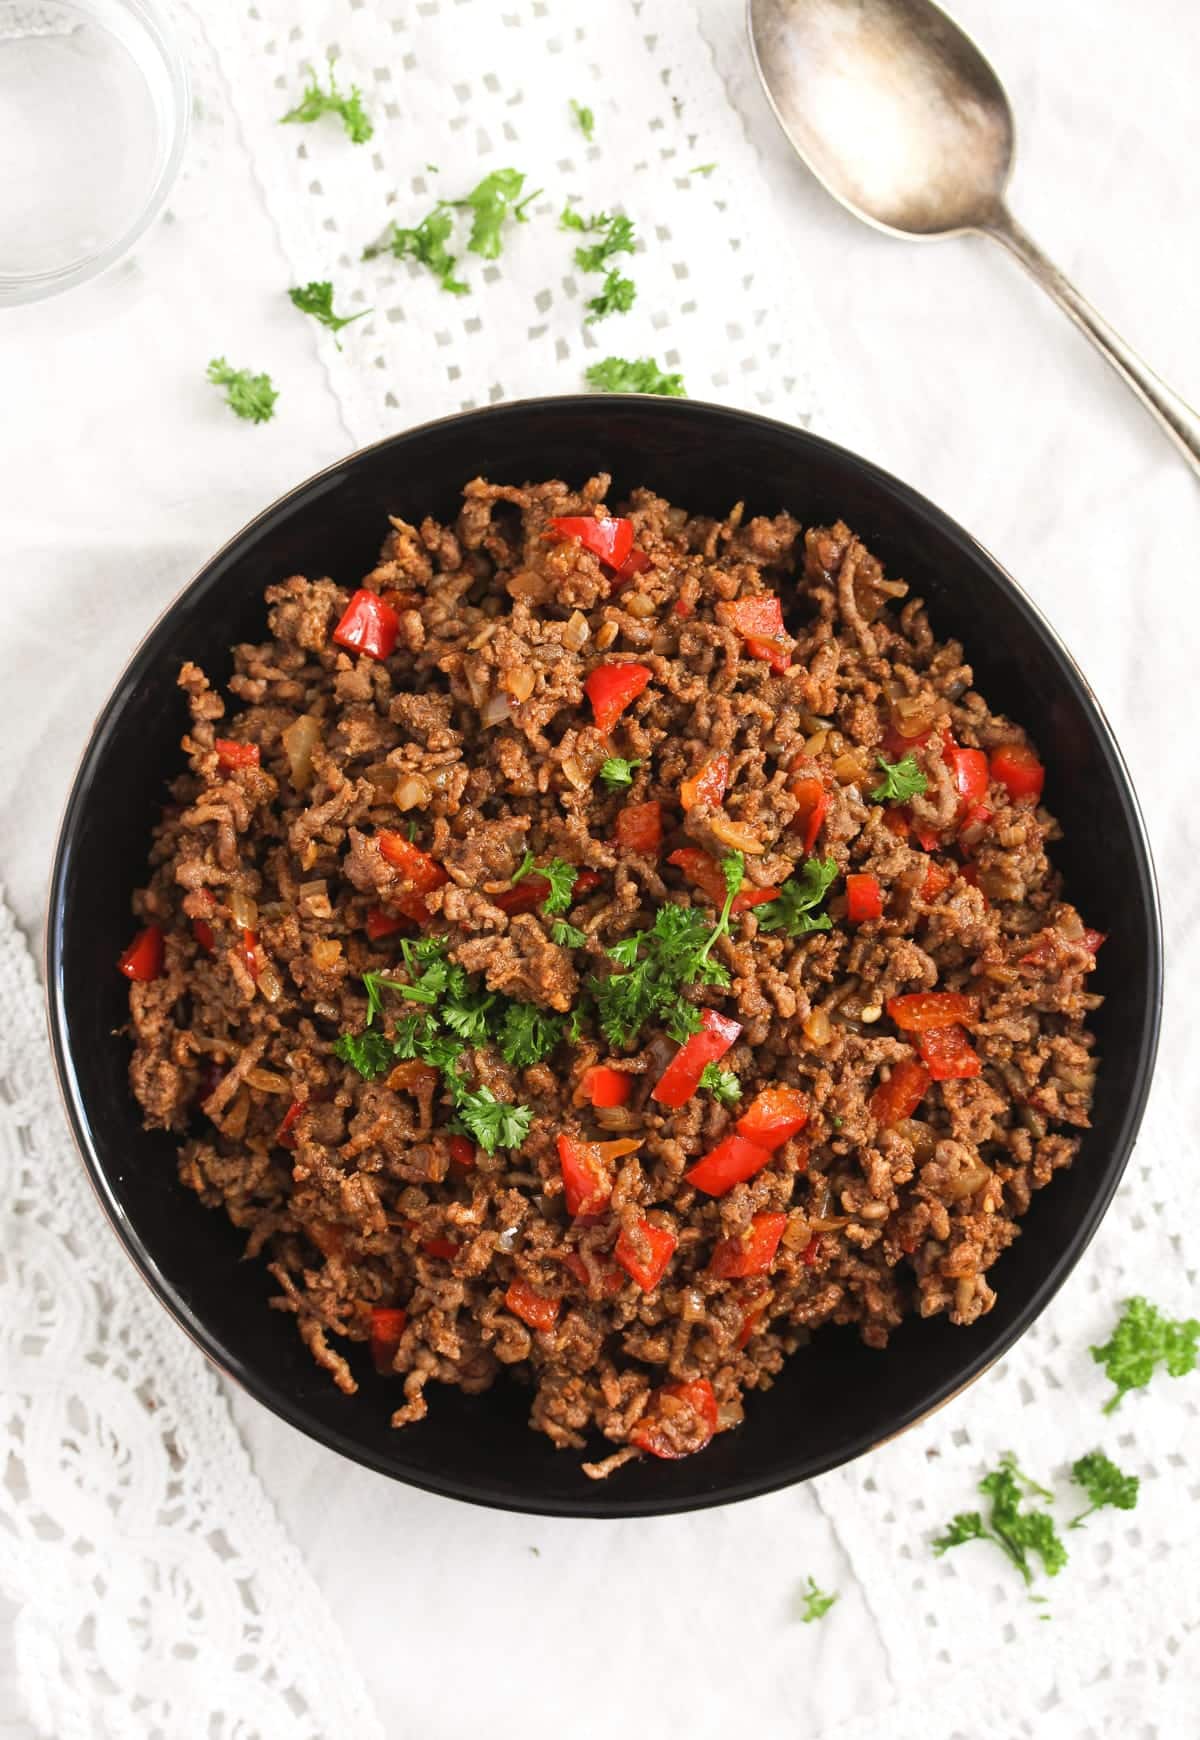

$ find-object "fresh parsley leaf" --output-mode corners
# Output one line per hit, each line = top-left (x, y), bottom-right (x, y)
(758, 857), (838, 937)
(1069, 1450), (1139, 1528)
(690, 162), (718, 176)
(585, 269), (636, 323)
(591, 901), (728, 1049)
(606, 936), (642, 967)
(700, 1062), (741, 1107)
(560, 205), (612, 233)
(933, 1453), (1067, 1587)
(692, 851), (744, 972)
(540, 859), (579, 916)
(454, 168), (538, 258)
(551, 920), (588, 948)
(288, 280), (372, 349)
(440, 992), (498, 1045)
(598, 755), (642, 789)
(280, 57), (373, 144)
(453, 1085), (533, 1153)
(569, 98), (595, 141)
(414, 1028), (467, 1074)
(798, 1576), (838, 1624)
(585, 356), (686, 397)
(205, 357), (278, 425)
(1090, 1296), (1200, 1413)
(496, 1004), (563, 1069)
(870, 752), (928, 804)
(332, 1030), (393, 1080)
(573, 213), (636, 274)
(364, 205), (468, 294)
(510, 849), (537, 886)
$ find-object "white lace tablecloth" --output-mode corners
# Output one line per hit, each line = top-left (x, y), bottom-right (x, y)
(1, 1), (1198, 1735)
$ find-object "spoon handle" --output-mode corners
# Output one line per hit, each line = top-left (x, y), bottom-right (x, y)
(982, 208), (1200, 479)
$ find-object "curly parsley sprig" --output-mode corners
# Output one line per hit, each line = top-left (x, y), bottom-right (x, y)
(933, 1453), (1067, 1588)
(280, 57), (373, 144)
(206, 358), (278, 425)
(870, 751), (928, 804)
(1090, 1296), (1200, 1413)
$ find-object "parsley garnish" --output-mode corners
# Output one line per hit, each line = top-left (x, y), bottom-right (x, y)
(700, 1063), (741, 1107)
(870, 752), (928, 804)
(510, 852), (579, 916)
(288, 281), (372, 348)
(757, 857), (838, 936)
(696, 851), (744, 969)
(364, 168), (536, 291)
(440, 991), (499, 1045)
(798, 1577), (838, 1624)
(586, 356), (687, 397)
(933, 1453), (1067, 1587)
(570, 98), (595, 141)
(453, 1086), (534, 1155)
(332, 1030), (393, 1080)
(205, 357), (278, 425)
(280, 57), (373, 144)
(690, 162), (718, 176)
(496, 1004), (564, 1069)
(586, 269), (636, 323)
(1090, 1296), (1200, 1413)
(1068, 1450), (1139, 1528)
(591, 902), (727, 1049)
(598, 755), (642, 789)
(551, 920), (588, 949)
(571, 213), (635, 274)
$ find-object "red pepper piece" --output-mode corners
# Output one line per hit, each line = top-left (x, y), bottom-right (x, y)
(492, 876), (550, 915)
(214, 738), (260, 770)
(921, 860), (954, 901)
(912, 819), (942, 852)
(546, 515), (635, 571)
(944, 742), (990, 809)
(582, 1065), (632, 1109)
(869, 1057), (931, 1127)
(563, 1250), (625, 1298)
(800, 1235), (822, 1267)
(193, 917), (215, 954)
(667, 846), (780, 915)
(615, 799), (663, 855)
(717, 595), (793, 670)
(918, 1024), (982, 1081)
(381, 588), (423, 612)
(686, 1132), (774, 1197)
(556, 1134), (641, 1218)
(788, 778), (830, 854)
(882, 723), (933, 760)
(377, 831), (448, 923)
(673, 598), (694, 618)
(1082, 928), (1106, 953)
(332, 588), (400, 660)
(365, 905), (407, 941)
(421, 1236), (460, 1261)
(709, 1212), (788, 1279)
(651, 1008), (743, 1109)
(447, 1134), (477, 1171)
(743, 635), (793, 673)
(846, 873), (883, 923)
(887, 991), (978, 1032)
(989, 741), (1045, 803)
(276, 1099), (304, 1150)
(584, 662), (653, 733)
(630, 1378), (718, 1460)
(736, 1085), (809, 1150)
(574, 870), (603, 896)
(504, 1278), (561, 1332)
(680, 753), (729, 811)
(118, 924), (164, 982)
(611, 546), (652, 587)
(369, 1306), (408, 1374)
(614, 1218), (678, 1292)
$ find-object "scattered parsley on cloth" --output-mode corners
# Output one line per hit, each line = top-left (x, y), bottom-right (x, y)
(797, 1577), (838, 1623)
(1090, 1295), (1200, 1412)
(933, 1453), (1067, 1587)
(280, 57), (373, 144)
(1069, 1450), (1139, 1528)
(287, 281), (372, 348)
(205, 358), (278, 425)
(364, 169), (537, 293)
(569, 98), (595, 141)
(585, 356), (687, 397)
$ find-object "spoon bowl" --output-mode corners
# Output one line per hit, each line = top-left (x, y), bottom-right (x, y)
(748, 0), (1200, 473)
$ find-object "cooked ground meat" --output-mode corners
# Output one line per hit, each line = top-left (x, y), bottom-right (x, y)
(124, 476), (1101, 1474)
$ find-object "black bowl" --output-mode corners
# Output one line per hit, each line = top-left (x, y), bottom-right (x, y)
(46, 397), (1162, 1517)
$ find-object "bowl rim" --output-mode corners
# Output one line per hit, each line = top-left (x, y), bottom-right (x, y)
(44, 394), (1165, 1517)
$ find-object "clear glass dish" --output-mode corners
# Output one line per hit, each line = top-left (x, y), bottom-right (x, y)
(0, 0), (189, 306)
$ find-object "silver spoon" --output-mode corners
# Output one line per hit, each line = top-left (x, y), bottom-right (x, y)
(748, 0), (1200, 477)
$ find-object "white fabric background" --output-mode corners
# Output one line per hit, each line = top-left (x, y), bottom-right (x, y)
(2, 0), (1198, 1734)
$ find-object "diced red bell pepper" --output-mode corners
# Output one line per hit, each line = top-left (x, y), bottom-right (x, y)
(365, 905), (407, 941)
(887, 991), (978, 1032)
(944, 742), (989, 809)
(686, 1131), (774, 1196)
(193, 917), (216, 954)
(556, 1134), (641, 1218)
(717, 596), (793, 671)
(563, 1250), (625, 1297)
(421, 1236), (460, 1260)
(990, 741), (1045, 803)
(789, 778), (830, 854)
(630, 1378), (719, 1459)
(582, 1065), (632, 1108)
(736, 1293), (771, 1348)
(585, 662), (653, 733)
(917, 1024), (981, 1081)
(673, 597), (694, 618)
(736, 1085), (809, 1150)
(333, 588), (400, 660)
(447, 1134), (477, 1171)
(276, 1099), (304, 1150)
(1082, 928), (1106, 953)
(615, 800), (663, 855)
(547, 515), (635, 571)
(709, 1212), (788, 1279)
(882, 722), (933, 760)
(846, 873), (883, 923)
(911, 818), (942, 852)
(743, 635), (792, 673)
(215, 737), (260, 770)
(652, 1008), (743, 1109)
(369, 1306), (408, 1374)
(921, 860), (954, 901)
(118, 924), (164, 982)
(680, 752), (729, 811)
(800, 1235), (822, 1267)
(869, 1057), (931, 1127)
(612, 546), (652, 587)
(505, 1278), (562, 1332)
(958, 802), (993, 845)
(377, 831), (448, 893)
(883, 808), (910, 839)
(667, 847), (779, 915)
(614, 1218), (678, 1292)
(492, 876), (550, 915)
(574, 869), (603, 896)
